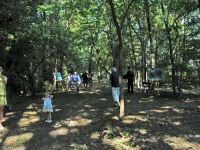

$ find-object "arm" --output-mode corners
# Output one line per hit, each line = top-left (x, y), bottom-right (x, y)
(0, 75), (7, 84)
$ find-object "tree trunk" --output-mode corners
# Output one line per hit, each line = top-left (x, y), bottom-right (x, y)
(161, 1), (176, 96)
(108, 0), (124, 118)
(144, 0), (155, 68)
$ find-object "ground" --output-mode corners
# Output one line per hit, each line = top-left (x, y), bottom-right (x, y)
(0, 81), (200, 150)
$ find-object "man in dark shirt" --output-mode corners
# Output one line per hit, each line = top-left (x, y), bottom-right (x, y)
(110, 67), (120, 107)
(126, 67), (134, 93)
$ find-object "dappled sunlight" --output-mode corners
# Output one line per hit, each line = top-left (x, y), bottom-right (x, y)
(26, 103), (38, 110)
(172, 108), (184, 113)
(66, 116), (92, 127)
(100, 98), (107, 101)
(126, 99), (131, 103)
(104, 112), (112, 116)
(69, 128), (79, 133)
(17, 112), (40, 127)
(150, 109), (168, 113)
(161, 106), (173, 109)
(183, 98), (195, 103)
(3, 132), (33, 146)
(84, 104), (92, 108)
(160, 106), (184, 113)
(70, 143), (88, 149)
(89, 108), (98, 112)
(171, 121), (181, 126)
(90, 132), (100, 140)
(95, 89), (102, 92)
(5, 112), (16, 117)
(49, 127), (69, 138)
(139, 97), (155, 103)
(138, 111), (147, 114)
(54, 108), (62, 112)
(81, 112), (90, 117)
(135, 128), (147, 135)
(122, 115), (149, 124)
(164, 135), (200, 150)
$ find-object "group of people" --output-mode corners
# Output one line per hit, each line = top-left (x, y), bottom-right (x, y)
(110, 66), (134, 107)
(45, 66), (134, 123)
(0, 65), (134, 127)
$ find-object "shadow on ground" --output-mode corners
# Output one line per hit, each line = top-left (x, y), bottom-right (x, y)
(0, 82), (200, 150)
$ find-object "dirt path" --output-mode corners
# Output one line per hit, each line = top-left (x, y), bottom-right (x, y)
(0, 83), (200, 150)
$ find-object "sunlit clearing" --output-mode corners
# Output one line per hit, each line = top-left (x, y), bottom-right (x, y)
(100, 98), (107, 101)
(164, 135), (200, 149)
(150, 109), (168, 113)
(49, 127), (68, 138)
(135, 128), (147, 135)
(18, 112), (40, 127)
(67, 117), (92, 127)
(90, 132), (100, 140)
(4, 132), (33, 146)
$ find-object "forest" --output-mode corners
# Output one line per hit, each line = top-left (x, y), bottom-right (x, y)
(1, 0), (200, 97)
(1, 1), (200, 150)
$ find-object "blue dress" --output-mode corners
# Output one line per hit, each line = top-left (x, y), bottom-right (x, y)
(43, 97), (53, 112)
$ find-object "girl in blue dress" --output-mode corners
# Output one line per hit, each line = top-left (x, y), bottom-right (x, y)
(42, 91), (53, 123)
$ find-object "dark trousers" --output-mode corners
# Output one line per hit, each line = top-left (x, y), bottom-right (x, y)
(128, 79), (133, 93)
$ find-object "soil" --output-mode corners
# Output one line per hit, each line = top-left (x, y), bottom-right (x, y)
(0, 81), (200, 150)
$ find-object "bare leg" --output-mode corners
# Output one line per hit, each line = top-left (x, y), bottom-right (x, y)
(0, 106), (5, 130)
(49, 112), (52, 121)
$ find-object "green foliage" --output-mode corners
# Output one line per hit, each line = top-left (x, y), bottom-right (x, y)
(0, 0), (199, 97)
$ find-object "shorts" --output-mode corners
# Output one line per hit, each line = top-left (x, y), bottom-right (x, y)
(0, 95), (7, 106)
(112, 87), (120, 102)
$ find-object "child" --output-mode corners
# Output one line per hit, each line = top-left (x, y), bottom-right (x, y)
(42, 91), (53, 123)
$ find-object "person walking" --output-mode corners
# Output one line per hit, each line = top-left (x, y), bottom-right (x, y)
(126, 67), (134, 93)
(110, 67), (120, 107)
(71, 72), (81, 93)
